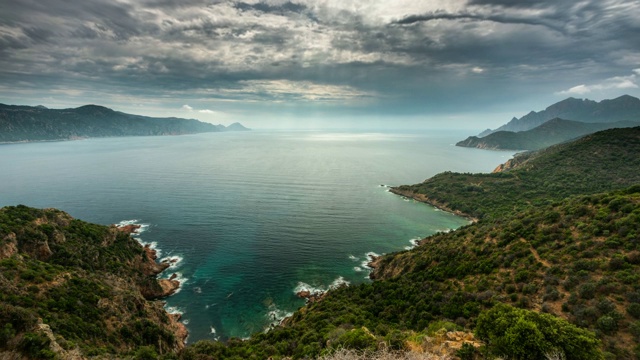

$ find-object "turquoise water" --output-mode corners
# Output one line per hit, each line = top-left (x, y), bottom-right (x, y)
(0, 130), (513, 342)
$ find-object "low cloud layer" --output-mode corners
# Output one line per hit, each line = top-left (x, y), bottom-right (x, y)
(1, 0), (639, 127)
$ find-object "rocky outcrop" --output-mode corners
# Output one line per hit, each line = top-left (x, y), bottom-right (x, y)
(37, 320), (84, 360)
(117, 224), (141, 234)
(0, 233), (18, 259)
(296, 290), (326, 303)
(140, 245), (171, 276)
(158, 276), (181, 298)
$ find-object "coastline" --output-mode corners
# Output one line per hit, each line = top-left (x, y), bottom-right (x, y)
(388, 187), (478, 223)
(115, 221), (188, 346)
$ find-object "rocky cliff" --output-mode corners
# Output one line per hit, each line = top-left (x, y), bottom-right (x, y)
(0, 206), (187, 359)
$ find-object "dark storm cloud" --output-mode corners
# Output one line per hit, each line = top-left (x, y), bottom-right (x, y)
(0, 0), (638, 121)
(233, 2), (308, 15)
(393, 10), (565, 34)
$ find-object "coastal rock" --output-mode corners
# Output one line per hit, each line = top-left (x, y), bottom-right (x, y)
(140, 245), (170, 276)
(367, 255), (382, 270)
(169, 313), (189, 349)
(158, 278), (181, 298)
(296, 290), (326, 303)
(117, 224), (141, 234)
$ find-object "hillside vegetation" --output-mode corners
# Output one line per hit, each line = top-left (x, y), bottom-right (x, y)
(0, 206), (185, 359)
(395, 127), (640, 220)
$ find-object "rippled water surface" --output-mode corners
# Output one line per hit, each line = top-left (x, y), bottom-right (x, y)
(0, 130), (513, 341)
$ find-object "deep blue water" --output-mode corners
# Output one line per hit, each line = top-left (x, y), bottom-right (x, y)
(0, 130), (513, 342)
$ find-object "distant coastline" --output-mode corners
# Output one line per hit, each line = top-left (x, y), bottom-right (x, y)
(0, 103), (249, 143)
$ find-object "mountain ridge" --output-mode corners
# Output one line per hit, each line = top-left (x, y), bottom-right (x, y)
(457, 118), (640, 150)
(482, 94), (640, 136)
(0, 103), (250, 143)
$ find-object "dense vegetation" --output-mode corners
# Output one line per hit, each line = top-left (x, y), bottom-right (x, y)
(396, 127), (640, 220)
(456, 118), (640, 150)
(0, 206), (182, 358)
(0, 103), (248, 142)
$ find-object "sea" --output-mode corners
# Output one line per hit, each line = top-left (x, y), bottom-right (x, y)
(0, 130), (514, 342)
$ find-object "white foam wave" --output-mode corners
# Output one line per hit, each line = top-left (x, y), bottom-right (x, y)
(160, 255), (184, 269)
(366, 251), (381, 259)
(115, 220), (150, 235)
(354, 266), (363, 272)
(116, 219), (138, 226)
(361, 252), (382, 270)
(329, 276), (350, 290)
(348, 255), (358, 261)
(405, 237), (422, 250)
(293, 282), (325, 296)
(265, 304), (293, 332)
(164, 305), (184, 316)
(293, 276), (350, 298)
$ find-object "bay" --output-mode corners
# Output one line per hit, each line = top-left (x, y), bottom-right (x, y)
(0, 130), (513, 342)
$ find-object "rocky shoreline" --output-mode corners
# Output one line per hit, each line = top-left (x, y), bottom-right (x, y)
(115, 223), (187, 345)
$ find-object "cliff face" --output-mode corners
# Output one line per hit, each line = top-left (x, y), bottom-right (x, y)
(0, 206), (187, 359)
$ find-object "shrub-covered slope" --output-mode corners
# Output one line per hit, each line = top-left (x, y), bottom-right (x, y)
(393, 127), (640, 220)
(0, 205), (185, 359)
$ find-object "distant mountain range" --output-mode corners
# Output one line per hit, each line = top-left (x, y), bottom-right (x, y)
(456, 118), (640, 150)
(458, 95), (640, 150)
(0, 103), (249, 143)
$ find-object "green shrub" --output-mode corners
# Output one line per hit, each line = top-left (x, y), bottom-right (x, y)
(456, 342), (477, 360)
(475, 303), (602, 360)
(596, 316), (618, 334)
(627, 303), (640, 319)
(19, 332), (55, 359)
(333, 328), (377, 351)
(0, 323), (16, 346)
(425, 320), (458, 336)
(134, 345), (159, 360)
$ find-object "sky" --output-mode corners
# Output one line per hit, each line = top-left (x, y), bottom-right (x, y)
(1, 0), (639, 130)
